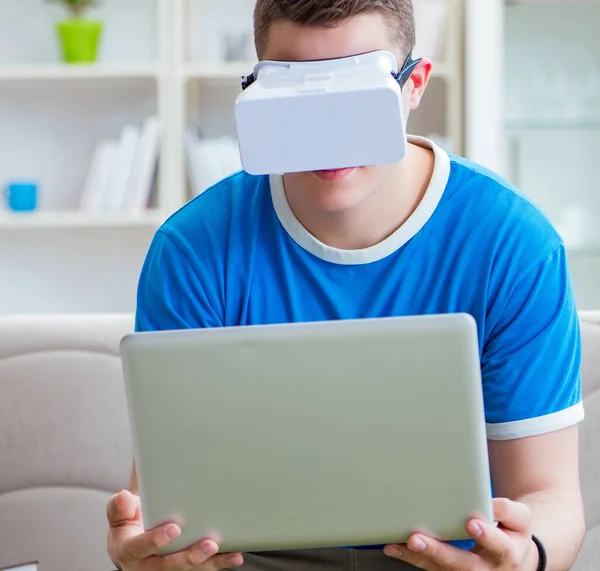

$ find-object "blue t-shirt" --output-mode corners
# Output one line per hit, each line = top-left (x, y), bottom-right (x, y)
(135, 137), (583, 545)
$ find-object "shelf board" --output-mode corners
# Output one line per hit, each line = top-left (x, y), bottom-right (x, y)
(0, 64), (161, 81)
(567, 246), (600, 257)
(182, 61), (452, 81)
(182, 62), (253, 81)
(0, 210), (166, 230)
(505, 120), (600, 131)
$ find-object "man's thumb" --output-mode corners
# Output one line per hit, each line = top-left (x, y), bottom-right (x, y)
(107, 490), (140, 525)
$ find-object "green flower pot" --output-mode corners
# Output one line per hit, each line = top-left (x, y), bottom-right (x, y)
(56, 19), (103, 64)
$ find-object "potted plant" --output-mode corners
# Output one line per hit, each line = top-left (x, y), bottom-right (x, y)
(45, 0), (103, 64)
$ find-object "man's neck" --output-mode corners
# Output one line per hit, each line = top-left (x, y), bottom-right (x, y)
(283, 143), (435, 251)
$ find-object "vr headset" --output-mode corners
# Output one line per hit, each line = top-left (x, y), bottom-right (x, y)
(234, 50), (421, 176)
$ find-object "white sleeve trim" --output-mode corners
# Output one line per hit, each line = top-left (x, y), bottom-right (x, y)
(486, 402), (585, 441)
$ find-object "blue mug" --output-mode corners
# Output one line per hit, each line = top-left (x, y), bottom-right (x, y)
(4, 181), (38, 212)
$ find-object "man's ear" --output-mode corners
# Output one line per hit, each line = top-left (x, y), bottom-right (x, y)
(406, 58), (433, 111)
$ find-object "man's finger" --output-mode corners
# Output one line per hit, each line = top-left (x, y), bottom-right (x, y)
(493, 497), (532, 533)
(466, 519), (518, 564)
(385, 534), (482, 571)
(107, 490), (141, 526)
(385, 543), (438, 570)
(117, 523), (182, 563)
(145, 540), (243, 571)
(201, 552), (244, 571)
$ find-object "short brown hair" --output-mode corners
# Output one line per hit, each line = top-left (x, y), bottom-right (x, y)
(253, 0), (416, 60)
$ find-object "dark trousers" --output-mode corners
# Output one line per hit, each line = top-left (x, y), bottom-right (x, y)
(232, 548), (418, 571)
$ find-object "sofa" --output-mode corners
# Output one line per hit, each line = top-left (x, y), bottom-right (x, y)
(574, 311), (600, 570)
(0, 314), (134, 571)
(0, 312), (598, 571)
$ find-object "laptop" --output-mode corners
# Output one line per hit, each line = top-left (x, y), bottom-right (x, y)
(120, 313), (493, 556)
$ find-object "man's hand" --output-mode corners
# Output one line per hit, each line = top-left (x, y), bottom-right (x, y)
(107, 490), (244, 571)
(384, 498), (539, 571)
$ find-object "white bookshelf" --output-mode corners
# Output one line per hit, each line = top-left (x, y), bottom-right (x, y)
(0, 0), (465, 313)
(0, 210), (165, 230)
(0, 0), (167, 314)
(0, 0), (167, 231)
(0, 64), (162, 81)
(181, 62), (255, 80)
(0, 0), (464, 230)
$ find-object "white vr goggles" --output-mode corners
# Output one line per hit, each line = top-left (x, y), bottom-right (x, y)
(234, 50), (421, 175)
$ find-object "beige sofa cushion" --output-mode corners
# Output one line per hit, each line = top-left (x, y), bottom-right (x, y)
(573, 311), (600, 570)
(0, 314), (134, 571)
(0, 312), (597, 570)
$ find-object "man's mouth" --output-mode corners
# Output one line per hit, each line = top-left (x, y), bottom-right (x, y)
(313, 168), (356, 181)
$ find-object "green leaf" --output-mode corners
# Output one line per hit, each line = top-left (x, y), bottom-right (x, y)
(44, 0), (100, 18)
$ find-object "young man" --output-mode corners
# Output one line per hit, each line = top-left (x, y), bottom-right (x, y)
(107, 1), (585, 570)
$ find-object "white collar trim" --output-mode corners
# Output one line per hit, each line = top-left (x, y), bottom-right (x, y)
(270, 135), (451, 266)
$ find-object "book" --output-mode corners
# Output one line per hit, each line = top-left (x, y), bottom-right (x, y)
(101, 123), (141, 212)
(185, 130), (243, 197)
(0, 563), (38, 571)
(122, 116), (161, 212)
(185, 127), (205, 198)
(80, 139), (118, 213)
